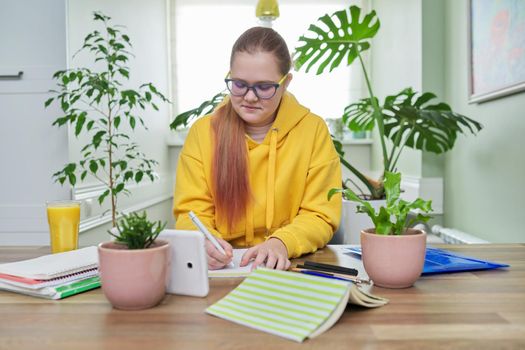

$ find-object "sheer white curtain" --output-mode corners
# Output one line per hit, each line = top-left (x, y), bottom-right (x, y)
(171, 0), (367, 122)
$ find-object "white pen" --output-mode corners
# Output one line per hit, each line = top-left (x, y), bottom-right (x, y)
(188, 211), (234, 267)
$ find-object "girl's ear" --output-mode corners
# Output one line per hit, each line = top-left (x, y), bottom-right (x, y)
(283, 73), (293, 90)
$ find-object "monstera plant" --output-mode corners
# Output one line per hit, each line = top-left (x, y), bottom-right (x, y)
(169, 91), (226, 130)
(294, 5), (483, 199)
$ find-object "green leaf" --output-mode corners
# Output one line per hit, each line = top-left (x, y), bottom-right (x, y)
(64, 163), (76, 174)
(92, 130), (106, 149)
(374, 207), (392, 235)
(75, 112), (87, 137)
(52, 116), (69, 127)
(384, 171), (401, 207)
(342, 97), (377, 132)
(115, 183), (125, 193)
(170, 91), (226, 130)
(135, 171), (143, 182)
(44, 97), (54, 108)
(118, 68), (129, 79)
(98, 189), (110, 205)
(89, 160), (98, 173)
(114, 116), (121, 129)
(129, 116), (136, 129)
(124, 171), (134, 181)
(294, 6), (380, 74)
(98, 44), (108, 55)
(382, 88), (483, 154)
(68, 173), (77, 186)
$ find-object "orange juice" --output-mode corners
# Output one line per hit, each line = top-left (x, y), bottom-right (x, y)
(46, 201), (81, 253)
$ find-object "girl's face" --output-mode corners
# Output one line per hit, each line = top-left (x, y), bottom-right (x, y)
(229, 51), (291, 127)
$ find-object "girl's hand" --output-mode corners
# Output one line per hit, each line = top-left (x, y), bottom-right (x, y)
(240, 238), (291, 271)
(206, 237), (233, 270)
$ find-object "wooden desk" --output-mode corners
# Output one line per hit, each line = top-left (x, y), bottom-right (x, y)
(1, 244), (524, 349)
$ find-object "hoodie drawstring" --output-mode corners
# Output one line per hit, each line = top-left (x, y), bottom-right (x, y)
(265, 128), (278, 235)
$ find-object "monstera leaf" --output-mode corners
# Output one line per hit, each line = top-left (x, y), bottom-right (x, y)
(170, 91), (226, 130)
(294, 5), (380, 75)
(382, 88), (483, 154)
(342, 96), (377, 132)
(342, 88), (483, 155)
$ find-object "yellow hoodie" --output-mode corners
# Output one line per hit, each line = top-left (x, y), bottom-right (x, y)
(173, 92), (342, 258)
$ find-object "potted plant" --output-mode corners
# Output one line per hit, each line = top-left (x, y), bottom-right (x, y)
(293, 5), (483, 241)
(329, 172), (432, 288)
(45, 12), (169, 227)
(98, 211), (169, 310)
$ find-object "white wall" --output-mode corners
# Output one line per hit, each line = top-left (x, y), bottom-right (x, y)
(0, 0), (70, 245)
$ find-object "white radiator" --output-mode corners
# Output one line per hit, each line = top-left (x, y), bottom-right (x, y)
(431, 225), (489, 244)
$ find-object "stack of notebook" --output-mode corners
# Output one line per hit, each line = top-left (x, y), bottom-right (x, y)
(0, 246), (100, 299)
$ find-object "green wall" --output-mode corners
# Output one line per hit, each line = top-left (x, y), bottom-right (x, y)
(443, 0), (525, 242)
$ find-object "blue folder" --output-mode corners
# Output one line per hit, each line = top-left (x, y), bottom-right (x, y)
(345, 246), (509, 274)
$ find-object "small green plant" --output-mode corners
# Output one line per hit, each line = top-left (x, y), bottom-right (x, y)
(328, 172), (432, 235)
(45, 12), (169, 227)
(110, 211), (166, 249)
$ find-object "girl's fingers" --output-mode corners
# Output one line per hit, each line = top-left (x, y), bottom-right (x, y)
(252, 250), (269, 269)
(240, 246), (257, 266)
(205, 240), (231, 265)
(265, 253), (278, 269)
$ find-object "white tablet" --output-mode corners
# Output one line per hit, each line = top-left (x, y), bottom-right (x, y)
(158, 229), (209, 297)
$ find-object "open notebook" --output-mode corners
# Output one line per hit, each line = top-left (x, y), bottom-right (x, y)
(0, 246), (100, 299)
(206, 268), (388, 342)
(208, 249), (254, 277)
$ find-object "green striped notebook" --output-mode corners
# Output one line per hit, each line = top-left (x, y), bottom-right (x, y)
(206, 268), (388, 342)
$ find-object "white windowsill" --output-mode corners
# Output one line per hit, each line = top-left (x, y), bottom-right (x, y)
(167, 133), (373, 148)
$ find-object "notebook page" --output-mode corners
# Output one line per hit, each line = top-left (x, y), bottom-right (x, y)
(0, 246), (98, 280)
(208, 249), (253, 277)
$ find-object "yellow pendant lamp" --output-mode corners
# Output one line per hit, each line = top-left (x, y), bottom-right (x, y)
(256, 0), (280, 27)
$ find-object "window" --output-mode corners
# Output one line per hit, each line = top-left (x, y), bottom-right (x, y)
(171, 0), (367, 122)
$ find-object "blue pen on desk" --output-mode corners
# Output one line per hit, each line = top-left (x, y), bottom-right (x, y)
(188, 211), (234, 268)
(291, 267), (370, 284)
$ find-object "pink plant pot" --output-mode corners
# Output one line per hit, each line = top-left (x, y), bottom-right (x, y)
(361, 228), (426, 288)
(98, 240), (170, 310)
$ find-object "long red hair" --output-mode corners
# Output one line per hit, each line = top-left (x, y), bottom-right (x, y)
(212, 27), (291, 231)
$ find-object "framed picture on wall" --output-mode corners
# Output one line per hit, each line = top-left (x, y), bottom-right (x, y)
(468, 0), (525, 103)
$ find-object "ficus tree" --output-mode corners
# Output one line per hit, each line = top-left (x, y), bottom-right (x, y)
(45, 12), (169, 226)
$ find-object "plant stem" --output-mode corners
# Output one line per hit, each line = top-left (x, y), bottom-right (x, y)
(339, 155), (377, 198)
(357, 52), (388, 172)
(390, 127), (414, 172)
(387, 120), (406, 171)
(104, 22), (116, 228)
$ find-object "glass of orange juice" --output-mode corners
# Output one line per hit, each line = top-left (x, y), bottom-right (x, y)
(46, 200), (81, 253)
